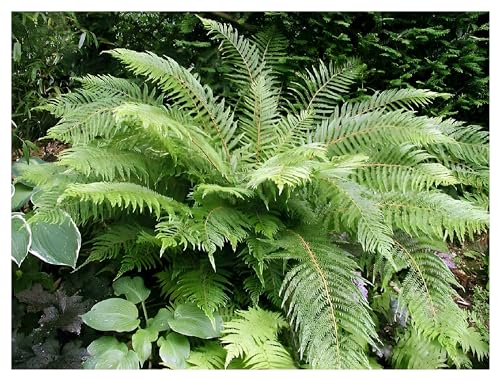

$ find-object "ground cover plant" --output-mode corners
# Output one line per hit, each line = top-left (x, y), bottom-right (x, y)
(11, 16), (489, 369)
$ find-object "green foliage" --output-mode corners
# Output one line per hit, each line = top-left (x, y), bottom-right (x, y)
(31, 17), (488, 369)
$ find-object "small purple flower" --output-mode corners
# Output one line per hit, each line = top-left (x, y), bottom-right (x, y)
(353, 272), (368, 301)
(436, 251), (456, 269)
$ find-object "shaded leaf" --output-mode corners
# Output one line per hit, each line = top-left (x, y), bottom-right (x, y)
(81, 298), (140, 332)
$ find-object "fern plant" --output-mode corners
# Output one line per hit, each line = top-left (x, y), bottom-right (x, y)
(26, 16), (489, 369)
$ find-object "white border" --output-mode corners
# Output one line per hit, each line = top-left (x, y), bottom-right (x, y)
(1, 1), (496, 378)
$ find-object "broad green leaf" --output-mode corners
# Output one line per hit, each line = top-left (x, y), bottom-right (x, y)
(11, 156), (46, 185)
(113, 276), (151, 304)
(157, 332), (190, 369)
(11, 183), (33, 211)
(149, 308), (173, 332)
(81, 298), (140, 332)
(28, 212), (81, 268)
(132, 328), (158, 366)
(168, 303), (223, 339)
(13, 41), (22, 62)
(85, 336), (140, 369)
(12, 214), (31, 266)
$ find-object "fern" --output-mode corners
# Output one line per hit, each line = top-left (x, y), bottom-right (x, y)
(274, 228), (378, 368)
(220, 307), (295, 368)
(33, 17), (489, 369)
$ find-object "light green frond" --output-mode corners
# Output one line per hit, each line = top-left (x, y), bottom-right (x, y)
(337, 88), (444, 117)
(199, 16), (262, 85)
(156, 206), (250, 269)
(272, 110), (315, 154)
(246, 143), (327, 194)
(390, 235), (488, 365)
(314, 110), (453, 156)
(446, 163), (488, 190)
(108, 49), (238, 159)
(289, 59), (361, 119)
(191, 184), (254, 202)
(252, 28), (288, 73)
(58, 182), (187, 222)
(57, 145), (152, 184)
(220, 307), (293, 368)
(76, 74), (164, 105)
(379, 191), (489, 241)
(239, 73), (281, 162)
(114, 102), (231, 180)
(244, 341), (296, 369)
(320, 179), (394, 260)
(76, 223), (144, 270)
(275, 229), (378, 369)
(187, 342), (226, 369)
(392, 330), (448, 369)
(354, 161), (458, 192)
(159, 263), (231, 321)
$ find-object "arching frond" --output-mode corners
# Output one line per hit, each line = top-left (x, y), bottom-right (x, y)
(289, 59), (361, 119)
(108, 49), (238, 160)
(157, 262), (231, 321)
(319, 179), (394, 260)
(199, 16), (262, 86)
(57, 145), (152, 184)
(313, 110), (453, 156)
(187, 342), (226, 369)
(379, 191), (489, 241)
(58, 182), (188, 222)
(337, 88), (444, 117)
(220, 307), (295, 368)
(113, 102), (232, 180)
(252, 27), (288, 74)
(239, 73), (281, 162)
(275, 229), (378, 369)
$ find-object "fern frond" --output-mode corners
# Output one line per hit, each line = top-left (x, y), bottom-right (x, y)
(289, 59), (361, 119)
(76, 223), (143, 270)
(199, 17), (262, 86)
(158, 262), (231, 321)
(379, 191), (489, 241)
(113, 102), (231, 179)
(239, 73), (281, 162)
(390, 235), (488, 365)
(246, 143), (327, 194)
(319, 179), (394, 260)
(220, 307), (295, 368)
(252, 27), (288, 73)
(275, 229), (378, 368)
(391, 329), (448, 369)
(58, 182), (188, 221)
(57, 145), (152, 184)
(337, 88), (444, 117)
(116, 246), (162, 279)
(156, 206), (250, 269)
(191, 184), (254, 202)
(108, 49), (237, 160)
(187, 342), (226, 369)
(314, 110), (453, 156)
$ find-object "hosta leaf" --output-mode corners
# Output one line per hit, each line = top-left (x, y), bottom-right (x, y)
(149, 308), (173, 332)
(157, 332), (190, 369)
(132, 327), (158, 366)
(11, 183), (33, 210)
(12, 214), (31, 266)
(168, 303), (223, 339)
(85, 336), (141, 369)
(112, 276), (151, 304)
(81, 298), (140, 332)
(28, 211), (81, 268)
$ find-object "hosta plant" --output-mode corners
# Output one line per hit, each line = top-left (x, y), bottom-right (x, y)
(22, 17), (489, 369)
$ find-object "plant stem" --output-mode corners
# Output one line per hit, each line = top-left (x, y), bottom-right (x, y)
(141, 301), (149, 324)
